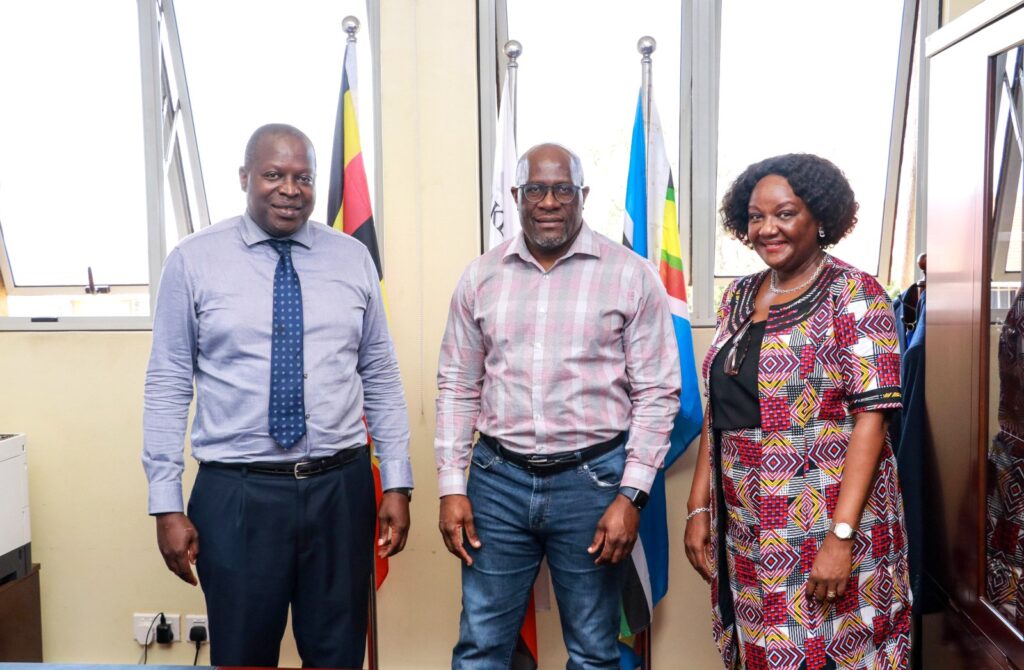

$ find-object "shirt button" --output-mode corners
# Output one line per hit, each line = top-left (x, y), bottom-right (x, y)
(534, 342), (541, 349)
(303, 372), (309, 379)
(304, 413), (310, 419)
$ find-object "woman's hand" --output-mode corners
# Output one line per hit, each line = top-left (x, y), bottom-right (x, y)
(805, 534), (854, 603)
(684, 510), (714, 583)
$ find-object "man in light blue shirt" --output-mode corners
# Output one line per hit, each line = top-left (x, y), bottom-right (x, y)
(143, 123), (412, 668)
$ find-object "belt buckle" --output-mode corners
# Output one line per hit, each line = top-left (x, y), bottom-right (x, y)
(526, 455), (553, 468)
(293, 462), (313, 479)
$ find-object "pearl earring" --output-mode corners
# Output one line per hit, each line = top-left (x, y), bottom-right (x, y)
(818, 226), (825, 239)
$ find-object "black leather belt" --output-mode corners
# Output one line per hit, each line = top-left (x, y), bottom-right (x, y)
(202, 445), (366, 479)
(477, 433), (625, 475)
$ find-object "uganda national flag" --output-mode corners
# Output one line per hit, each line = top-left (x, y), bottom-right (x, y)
(327, 39), (389, 591)
(329, 40), (382, 281)
(619, 89), (704, 669)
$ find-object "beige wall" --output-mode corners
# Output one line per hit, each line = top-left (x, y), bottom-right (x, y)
(0, 0), (723, 667)
(944, 0), (987, 23)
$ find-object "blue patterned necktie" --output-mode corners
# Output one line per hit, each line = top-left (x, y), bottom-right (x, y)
(267, 239), (306, 449)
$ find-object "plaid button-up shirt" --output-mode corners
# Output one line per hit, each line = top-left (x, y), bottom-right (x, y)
(434, 223), (681, 497)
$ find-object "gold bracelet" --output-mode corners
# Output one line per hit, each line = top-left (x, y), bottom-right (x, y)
(686, 506), (711, 521)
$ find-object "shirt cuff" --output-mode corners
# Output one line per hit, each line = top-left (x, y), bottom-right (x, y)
(437, 468), (468, 497)
(148, 482), (184, 516)
(378, 456), (414, 492)
(621, 462), (658, 494)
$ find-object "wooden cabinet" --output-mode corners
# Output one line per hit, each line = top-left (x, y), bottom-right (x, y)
(926, 3), (1024, 667)
(0, 563), (42, 662)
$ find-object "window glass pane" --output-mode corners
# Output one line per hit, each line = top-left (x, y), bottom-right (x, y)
(174, 0), (376, 228)
(716, 0), (904, 277)
(1008, 195), (1022, 274)
(890, 12), (920, 291)
(506, 0), (681, 243)
(0, 0), (147, 287)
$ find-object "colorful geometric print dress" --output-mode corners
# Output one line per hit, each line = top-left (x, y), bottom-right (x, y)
(702, 256), (912, 670)
(986, 283), (1024, 626)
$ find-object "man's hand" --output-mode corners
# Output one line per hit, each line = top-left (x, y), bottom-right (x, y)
(438, 494), (481, 566)
(377, 491), (411, 558)
(588, 495), (640, 565)
(155, 512), (199, 585)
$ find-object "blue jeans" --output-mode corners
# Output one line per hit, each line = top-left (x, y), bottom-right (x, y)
(452, 440), (626, 670)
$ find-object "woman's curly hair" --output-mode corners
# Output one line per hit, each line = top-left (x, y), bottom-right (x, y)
(719, 153), (859, 248)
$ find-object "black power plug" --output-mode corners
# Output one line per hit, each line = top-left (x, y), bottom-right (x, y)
(155, 613), (173, 644)
(189, 624), (208, 644)
(189, 623), (208, 666)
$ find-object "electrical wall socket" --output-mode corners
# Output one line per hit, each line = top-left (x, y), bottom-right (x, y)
(133, 612), (181, 644)
(185, 614), (210, 643)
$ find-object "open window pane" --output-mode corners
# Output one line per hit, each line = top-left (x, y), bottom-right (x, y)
(1008, 194), (1022, 274)
(174, 0), (376, 228)
(505, 0), (681, 243)
(0, 0), (148, 288)
(715, 0), (905, 277)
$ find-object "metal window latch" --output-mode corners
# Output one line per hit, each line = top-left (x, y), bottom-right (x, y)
(84, 266), (110, 294)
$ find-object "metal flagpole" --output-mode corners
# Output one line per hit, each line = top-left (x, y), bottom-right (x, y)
(639, 36), (655, 153)
(341, 18), (380, 669)
(639, 35), (656, 266)
(505, 40), (521, 141)
(636, 36), (656, 670)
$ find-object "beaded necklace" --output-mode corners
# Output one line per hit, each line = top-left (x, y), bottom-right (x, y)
(769, 254), (830, 295)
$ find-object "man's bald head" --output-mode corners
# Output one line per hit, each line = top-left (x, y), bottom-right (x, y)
(243, 123), (315, 171)
(515, 143), (584, 187)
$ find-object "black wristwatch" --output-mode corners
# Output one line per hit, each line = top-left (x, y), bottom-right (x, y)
(618, 486), (649, 510)
(385, 487), (412, 502)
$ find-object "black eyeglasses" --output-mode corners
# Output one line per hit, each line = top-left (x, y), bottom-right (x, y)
(724, 319), (754, 376)
(518, 182), (581, 204)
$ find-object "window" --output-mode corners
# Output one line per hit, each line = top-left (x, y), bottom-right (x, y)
(496, 0), (681, 243)
(483, 1), (920, 325)
(0, 0), (380, 328)
(990, 44), (1023, 322)
(174, 0), (378, 228)
(0, 1), (149, 319)
(714, 0), (907, 279)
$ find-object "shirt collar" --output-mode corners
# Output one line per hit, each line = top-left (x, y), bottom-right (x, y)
(504, 221), (601, 268)
(240, 211), (313, 249)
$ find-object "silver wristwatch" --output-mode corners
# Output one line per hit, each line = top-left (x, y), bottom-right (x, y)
(830, 521), (855, 540)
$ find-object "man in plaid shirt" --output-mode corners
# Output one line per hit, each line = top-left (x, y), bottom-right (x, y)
(435, 143), (681, 669)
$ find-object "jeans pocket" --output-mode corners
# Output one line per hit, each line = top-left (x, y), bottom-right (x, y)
(471, 443), (501, 470)
(580, 447), (626, 490)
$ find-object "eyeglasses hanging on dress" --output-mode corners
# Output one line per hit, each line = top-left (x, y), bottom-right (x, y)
(724, 318), (755, 376)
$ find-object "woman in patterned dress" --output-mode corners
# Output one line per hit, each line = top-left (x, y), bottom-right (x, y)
(683, 154), (911, 670)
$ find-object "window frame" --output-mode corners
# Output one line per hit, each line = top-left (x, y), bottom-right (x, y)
(0, 0), (384, 331)
(0, 0), (202, 330)
(696, 0), (920, 298)
(990, 46), (1024, 283)
(479, 0), (928, 327)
